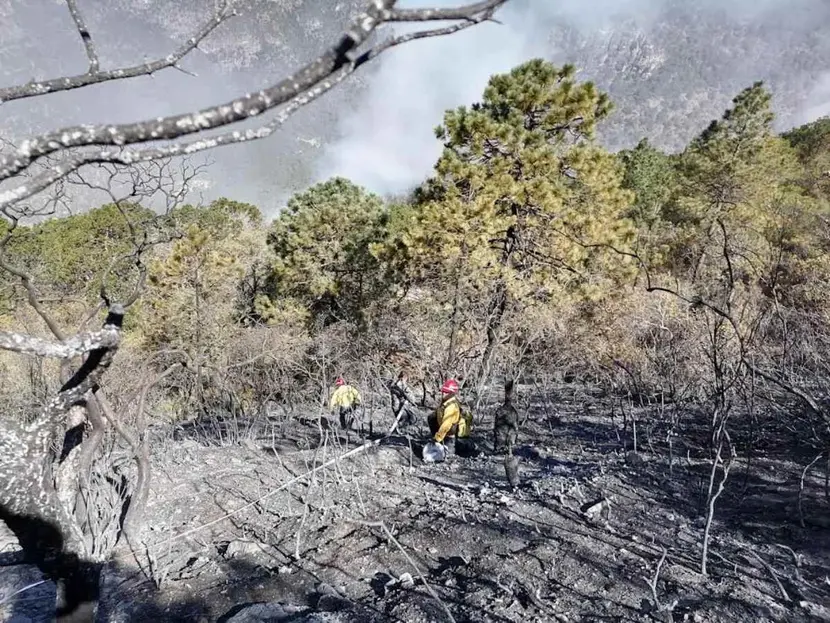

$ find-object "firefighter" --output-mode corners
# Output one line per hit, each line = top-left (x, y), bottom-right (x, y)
(329, 377), (361, 430)
(428, 378), (472, 451)
(390, 371), (420, 429)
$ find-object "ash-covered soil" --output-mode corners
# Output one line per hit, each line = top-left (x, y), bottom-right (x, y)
(2, 385), (829, 622)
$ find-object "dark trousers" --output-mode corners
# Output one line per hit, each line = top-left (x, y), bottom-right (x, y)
(338, 405), (357, 430)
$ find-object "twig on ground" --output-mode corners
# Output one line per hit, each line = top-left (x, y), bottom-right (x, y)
(798, 452), (823, 528)
(293, 498), (309, 560)
(643, 546), (677, 621)
(495, 573), (514, 595)
(709, 549), (740, 576)
(773, 543), (801, 569)
(743, 548), (791, 603)
(0, 580), (48, 606)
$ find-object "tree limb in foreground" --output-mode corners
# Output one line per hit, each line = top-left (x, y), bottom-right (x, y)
(0, 326), (120, 358)
(0, 0), (235, 104)
(0, 0), (509, 208)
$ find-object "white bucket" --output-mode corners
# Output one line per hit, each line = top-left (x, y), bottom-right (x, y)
(422, 441), (446, 463)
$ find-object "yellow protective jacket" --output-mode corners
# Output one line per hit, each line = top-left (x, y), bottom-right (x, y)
(434, 396), (471, 443)
(329, 385), (361, 411)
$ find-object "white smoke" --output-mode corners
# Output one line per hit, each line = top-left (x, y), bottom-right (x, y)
(314, 0), (549, 196)
(794, 72), (830, 125)
(314, 0), (828, 199)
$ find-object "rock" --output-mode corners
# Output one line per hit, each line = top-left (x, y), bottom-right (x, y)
(225, 540), (263, 558)
(799, 601), (830, 621)
(0, 521), (20, 549)
(398, 572), (415, 589)
(223, 602), (308, 623)
(625, 451), (645, 466)
(580, 497), (610, 520)
(527, 446), (547, 461)
(317, 594), (352, 612)
(315, 582), (339, 597)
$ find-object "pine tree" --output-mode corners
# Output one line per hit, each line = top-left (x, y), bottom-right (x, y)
(377, 60), (635, 376)
(619, 138), (677, 227)
(667, 81), (809, 294)
(265, 177), (387, 328)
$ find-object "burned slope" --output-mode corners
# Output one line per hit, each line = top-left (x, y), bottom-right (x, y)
(3, 383), (827, 622)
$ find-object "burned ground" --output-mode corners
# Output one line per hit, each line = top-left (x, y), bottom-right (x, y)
(2, 384), (829, 622)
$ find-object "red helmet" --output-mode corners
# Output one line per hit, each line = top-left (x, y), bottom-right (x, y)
(440, 379), (459, 395)
(335, 377), (345, 387)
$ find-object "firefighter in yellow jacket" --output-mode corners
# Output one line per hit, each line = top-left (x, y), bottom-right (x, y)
(329, 377), (361, 430)
(429, 379), (472, 449)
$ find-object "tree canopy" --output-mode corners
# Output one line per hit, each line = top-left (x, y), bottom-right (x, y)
(264, 177), (388, 327)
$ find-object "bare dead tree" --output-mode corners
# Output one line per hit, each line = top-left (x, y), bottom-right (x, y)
(0, 158), (202, 621)
(635, 216), (778, 576)
(0, 305), (124, 622)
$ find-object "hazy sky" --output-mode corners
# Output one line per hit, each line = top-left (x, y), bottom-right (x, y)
(0, 0), (828, 217)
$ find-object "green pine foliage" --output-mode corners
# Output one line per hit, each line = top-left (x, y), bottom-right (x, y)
(264, 177), (388, 327)
(378, 60), (636, 307)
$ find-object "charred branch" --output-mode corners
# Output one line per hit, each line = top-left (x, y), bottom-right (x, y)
(0, 326), (120, 358)
(0, 0), (509, 209)
(0, 1), (234, 104)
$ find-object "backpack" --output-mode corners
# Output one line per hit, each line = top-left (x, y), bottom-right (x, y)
(457, 404), (473, 438)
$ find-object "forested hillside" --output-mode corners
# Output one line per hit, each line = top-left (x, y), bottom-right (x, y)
(1, 1), (829, 621)
(1, 0), (829, 204)
(3, 58), (830, 622)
